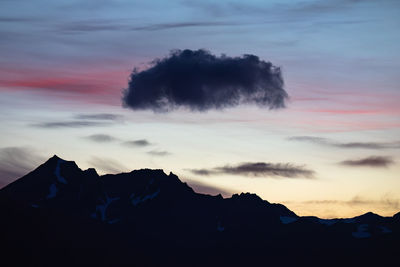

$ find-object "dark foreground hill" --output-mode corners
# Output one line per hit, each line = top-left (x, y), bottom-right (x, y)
(0, 156), (398, 267)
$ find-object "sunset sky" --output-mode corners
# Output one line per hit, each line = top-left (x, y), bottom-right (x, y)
(1, 0), (399, 218)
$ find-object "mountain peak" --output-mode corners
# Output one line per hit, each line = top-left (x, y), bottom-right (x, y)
(231, 192), (265, 202)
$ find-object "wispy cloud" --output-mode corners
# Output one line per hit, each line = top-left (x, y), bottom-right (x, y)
(87, 156), (129, 174)
(57, 19), (237, 34)
(123, 139), (151, 147)
(296, 194), (400, 212)
(32, 121), (108, 128)
(188, 162), (314, 179)
(75, 113), (123, 121)
(339, 156), (394, 168)
(184, 0), (382, 24)
(147, 150), (171, 156)
(0, 147), (45, 188)
(85, 134), (118, 143)
(131, 21), (237, 31)
(288, 136), (400, 149)
(185, 179), (231, 197)
(32, 113), (123, 129)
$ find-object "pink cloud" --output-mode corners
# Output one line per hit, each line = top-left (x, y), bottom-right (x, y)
(0, 66), (131, 105)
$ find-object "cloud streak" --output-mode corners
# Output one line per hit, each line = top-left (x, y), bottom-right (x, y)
(75, 113), (123, 121)
(131, 21), (237, 31)
(295, 194), (400, 211)
(147, 150), (171, 156)
(288, 136), (400, 149)
(88, 156), (129, 174)
(339, 156), (394, 168)
(189, 162), (314, 179)
(122, 49), (288, 112)
(32, 121), (108, 128)
(0, 147), (45, 188)
(123, 139), (151, 147)
(85, 134), (118, 143)
(185, 179), (231, 197)
(32, 113), (123, 129)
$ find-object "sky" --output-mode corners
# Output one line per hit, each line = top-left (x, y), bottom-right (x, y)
(1, 0), (399, 218)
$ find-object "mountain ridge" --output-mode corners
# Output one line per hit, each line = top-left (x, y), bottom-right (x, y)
(1, 155), (398, 267)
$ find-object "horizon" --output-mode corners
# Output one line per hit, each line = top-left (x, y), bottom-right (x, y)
(1, 0), (399, 219)
(3, 153), (399, 219)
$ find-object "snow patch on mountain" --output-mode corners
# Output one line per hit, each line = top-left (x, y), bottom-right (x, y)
(280, 216), (298, 224)
(217, 221), (225, 232)
(352, 224), (371, 238)
(92, 194), (120, 221)
(380, 226), (392, 234)
(318, 219), (337, 226)
(131, 189), (160, 206)
(46, 183), (58, 199)
(55, 159), (68, 184)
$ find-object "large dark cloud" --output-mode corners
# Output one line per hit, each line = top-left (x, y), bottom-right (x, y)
(0, 147), (45, 188)
(122, 49), (288, 112)
(339, 156), (394, 168)
(288, 136), (400, 149)
(188, 162), (314, 179)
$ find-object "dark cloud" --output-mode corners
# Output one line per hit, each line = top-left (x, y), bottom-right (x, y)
(131, 21), (237, 31)
(184, 0), (382, 22)
(288, 136), (400, 149)
(122, 49), (288, 112)
(0, 17), (38, 23)
(339, 156), (394, 167)
(123, 139), (151, 147)
(59, 23), (122, 33)
(32, 121), (108, 128)
(87, 156), (128, 174)
(85, 134), (117, 143)
(31, 113), (123, 128)
(75, 113), (123, 121)
(188, 162), (314, 179)
(0, 147), (45, 188)
(147, 150), (171, 156)
(58, 20), (237, 34)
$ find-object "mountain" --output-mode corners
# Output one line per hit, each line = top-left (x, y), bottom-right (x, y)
(0, 156), (398, 267)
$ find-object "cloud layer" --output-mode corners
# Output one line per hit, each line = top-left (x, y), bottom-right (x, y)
(289, 136), (400, 149)
(189, 162), (314, 179)
(339, 156), (394, 167)
(123, 49), (288, 112)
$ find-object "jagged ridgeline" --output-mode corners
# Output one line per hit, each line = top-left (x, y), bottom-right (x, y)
(1, 156), (399, 267)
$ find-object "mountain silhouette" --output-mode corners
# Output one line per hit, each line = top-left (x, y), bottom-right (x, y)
(1, 156), (398, 267)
